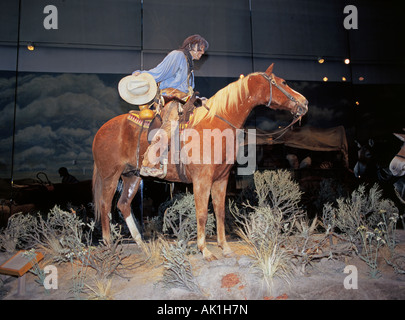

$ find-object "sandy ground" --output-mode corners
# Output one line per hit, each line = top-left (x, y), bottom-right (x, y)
(1, 231), (405, 301)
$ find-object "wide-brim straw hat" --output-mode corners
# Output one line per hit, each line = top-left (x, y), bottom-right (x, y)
(118, 73), (157, 105)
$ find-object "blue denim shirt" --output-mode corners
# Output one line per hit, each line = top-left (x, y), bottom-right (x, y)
(134, 50), (194, 94)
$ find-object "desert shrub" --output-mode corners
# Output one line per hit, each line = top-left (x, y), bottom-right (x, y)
(313, 178), (347, 211)
(27, 206), (90, 263)
(322, 184), (401, 277)
(162, 193), (215, 244)
(253, 170), (303, 215)
(0, 212), (37, 252)
(231, 170), (305, 288)
(231, 170), (352, 287)
(161, 240), (201, 294)
(79, 228), (130, 279)
(143, 215), (163, 239)
(235, 204), (295, 288)
(68, 222), (142, 300)
(322, 184), (398, 250)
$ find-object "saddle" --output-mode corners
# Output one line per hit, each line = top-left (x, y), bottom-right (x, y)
(127, 90), (203, 182)
(127, 90), (202, 143)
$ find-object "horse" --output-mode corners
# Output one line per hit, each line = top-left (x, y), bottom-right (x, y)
(92, 63), (308, 261)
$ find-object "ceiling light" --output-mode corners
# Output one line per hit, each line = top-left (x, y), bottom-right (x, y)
(342, 77), (347, 81)
(323, 77), (328, 82)
(27, 42), (35, 51)
(344, 58), (350, 64)
(318, 57), (325, 64)
(359, 76), (365, 81)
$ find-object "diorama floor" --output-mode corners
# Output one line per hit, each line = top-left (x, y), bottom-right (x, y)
(1, 230), (405, 301)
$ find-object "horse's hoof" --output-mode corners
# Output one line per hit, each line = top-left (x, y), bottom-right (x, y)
(220, 244), (234, 258)
(204, 254), (218, 262)
(202, 248), (217, 262)
(223, 250), (234, 258)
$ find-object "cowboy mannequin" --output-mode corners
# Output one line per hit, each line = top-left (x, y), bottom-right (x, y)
(130, 34), (209, 177)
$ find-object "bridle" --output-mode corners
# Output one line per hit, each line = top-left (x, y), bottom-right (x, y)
(259, 72), (306, 118)
(204, 72), (307, 139)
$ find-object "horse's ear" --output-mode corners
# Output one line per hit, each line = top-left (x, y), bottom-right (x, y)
(265, 63), (274, 75)
(394, 133), (405, 142)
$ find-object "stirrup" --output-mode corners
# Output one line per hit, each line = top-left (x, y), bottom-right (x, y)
(140, 166), (165, 178)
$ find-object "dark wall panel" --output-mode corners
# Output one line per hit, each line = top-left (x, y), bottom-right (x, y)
(349, 0), (405, 62)
(143, 0), (252, 54)
(19, 0), (142, 48)
(0, 1), (19, 43)
(251, 0), (348, 58)
(18, 47), (140, 74)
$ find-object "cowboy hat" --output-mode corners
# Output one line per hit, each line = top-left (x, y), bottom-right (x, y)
(118, 73), (157, 105)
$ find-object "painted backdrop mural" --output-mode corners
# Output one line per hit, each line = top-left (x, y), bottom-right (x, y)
(0, 72), (127, 183)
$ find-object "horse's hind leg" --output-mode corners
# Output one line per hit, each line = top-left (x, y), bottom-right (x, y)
(211, 177), (233, 257)
(99, 176), (120, 244)
(117, 173), (143, 245)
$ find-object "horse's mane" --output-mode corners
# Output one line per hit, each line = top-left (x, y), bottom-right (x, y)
(191, 73), (252, 127)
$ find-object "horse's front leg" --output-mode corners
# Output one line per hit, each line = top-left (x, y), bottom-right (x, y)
(211, 176), (233, 257)
(193, 180), (217, 261)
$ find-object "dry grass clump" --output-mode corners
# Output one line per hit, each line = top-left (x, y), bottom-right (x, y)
(140, 235), (166, 265)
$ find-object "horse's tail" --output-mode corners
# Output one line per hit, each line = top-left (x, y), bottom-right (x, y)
(92, 162), (102, 222)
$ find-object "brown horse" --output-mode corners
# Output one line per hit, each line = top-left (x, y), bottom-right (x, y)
(92, 64), (308, 261)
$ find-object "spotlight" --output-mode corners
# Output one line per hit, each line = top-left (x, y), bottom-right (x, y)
(359, 76), (365, 81)
(355, 101), (360, 106)
(342, 77), (347, 81)
(318, 57), (325, 64)
(239, 74), (245, 79)
(27, 42), (35, 51)
(323, 77), (328, 82)
(344, 58), (350, 64)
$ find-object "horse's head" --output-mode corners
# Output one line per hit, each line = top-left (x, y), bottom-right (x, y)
(389, 132), (405, 177)
(255, 64), (308, 119)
